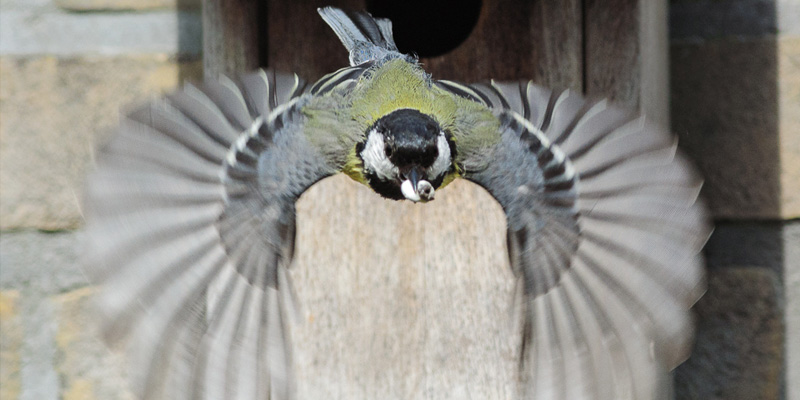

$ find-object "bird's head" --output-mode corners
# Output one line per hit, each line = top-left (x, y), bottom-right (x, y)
(357, 108), (454, 202)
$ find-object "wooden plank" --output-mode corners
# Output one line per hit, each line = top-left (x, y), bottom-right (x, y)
(263, 3), (515, 399)
(200, 0), (667, 398)
(585, 0), (669, 124)
(422, 0), (537, 81)
(422, 0), (583, 91)
(202, 0), (265, 78)
(266, 0), (365, 80)
(528, 0), (583, 91)
(639, 0), (669, 126)
(584, 0), (641, 107)
(584, 4), (672, 397)
(261, 1), (583, 399)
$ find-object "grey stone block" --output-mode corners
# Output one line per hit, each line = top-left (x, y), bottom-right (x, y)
(702, 221), (785, 273)
(670, 0), (800, 39)
(0, 56), (202, 230)
(54, 0), (200, 12)
(675, 266), (783, 400)
(0, 290), (22, 399)
(674, 220), (799, 399)
(785, 221), (800, 400)
(671, 36), (800, 219)
(0, 230), (87, 293)
(52, 287), (134, 400)
(0, 230), (132, 399)
(0, 5), (201, 57)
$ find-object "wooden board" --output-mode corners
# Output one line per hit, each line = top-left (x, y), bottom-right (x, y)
(202, 0), (667, 397)
(585, 0), (669, 123)
(203, 0), (266, 78)
(418, 0), (583, 89)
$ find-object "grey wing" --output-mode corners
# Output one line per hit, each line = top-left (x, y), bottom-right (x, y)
(441, 80), (710, 400)
(84, 70), (333, 400)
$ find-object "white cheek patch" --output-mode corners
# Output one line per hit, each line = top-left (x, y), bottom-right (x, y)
(361, 129), (398, 180)
(427, 132), (452, 179)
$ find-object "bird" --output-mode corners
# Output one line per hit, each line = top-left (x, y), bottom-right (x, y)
(84, 6), (710, 400)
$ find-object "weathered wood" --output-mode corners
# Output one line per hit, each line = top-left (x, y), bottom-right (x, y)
(423, 0), (581, 90)
(265, 1), (583, 398)
(292, 178), (517, 399)
(585, 0), (640, 107)
(639, 0), (669, 126)
(527, 0), (583, 91)
(582, 3), (672, 396)
(585, 0), (669, 124)
(265, 3), (517, 398)
(202, 0), (668, 398)
(202, 0), (265, 78)
(422, 0), (538, 81)
(267, 0), (363, 79)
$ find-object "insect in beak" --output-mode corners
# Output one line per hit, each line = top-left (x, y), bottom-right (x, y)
(400, 167), (435, 203)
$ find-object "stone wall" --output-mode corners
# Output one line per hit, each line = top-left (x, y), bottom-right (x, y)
(0, 0), (797, 399)
(670, 1), (799, 399)
(0, 1), (201, 398)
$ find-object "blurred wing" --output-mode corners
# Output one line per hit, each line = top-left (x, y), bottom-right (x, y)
(442, 80), (710, 400)
(85, 70), (334, 400)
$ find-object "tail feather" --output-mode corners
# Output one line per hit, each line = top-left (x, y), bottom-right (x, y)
(374, 18), (396, 48)
(318, 7), (404, 66)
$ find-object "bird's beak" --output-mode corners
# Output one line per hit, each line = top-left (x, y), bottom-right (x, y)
(400, 167), (435, 203)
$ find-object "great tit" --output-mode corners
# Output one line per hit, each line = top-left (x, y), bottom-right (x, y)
(85, 7), (710, 400)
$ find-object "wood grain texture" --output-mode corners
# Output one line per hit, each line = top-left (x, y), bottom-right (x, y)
(585, 0), (641, 108)
(267, 0), (364, 80)
(270, 2), (581, 397)
(422, 0), (536, 82)
(292, 177), (517, 399)
(527, 0), (583, 91)
(265, 3), (527, 397)
(202, 0), (265, 78)
(640, 0), (669, 126)
(421, 0), (582, 91)
(201, 0), (667, 397)
(585, 0), (669, 124)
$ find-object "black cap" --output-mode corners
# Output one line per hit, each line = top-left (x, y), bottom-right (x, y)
(374, 109), (441, 168)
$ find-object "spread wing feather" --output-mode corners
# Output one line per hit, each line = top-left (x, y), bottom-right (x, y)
(443, 80), (710, 400)
(85, 70), (331, 400)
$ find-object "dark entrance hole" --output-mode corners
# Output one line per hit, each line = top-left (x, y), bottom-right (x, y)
(367, 0), (482, 58)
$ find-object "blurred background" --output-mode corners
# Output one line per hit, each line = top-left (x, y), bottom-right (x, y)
(0, 0), (798, 399)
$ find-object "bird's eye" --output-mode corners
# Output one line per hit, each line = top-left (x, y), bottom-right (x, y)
(384, 143), (393, 157)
